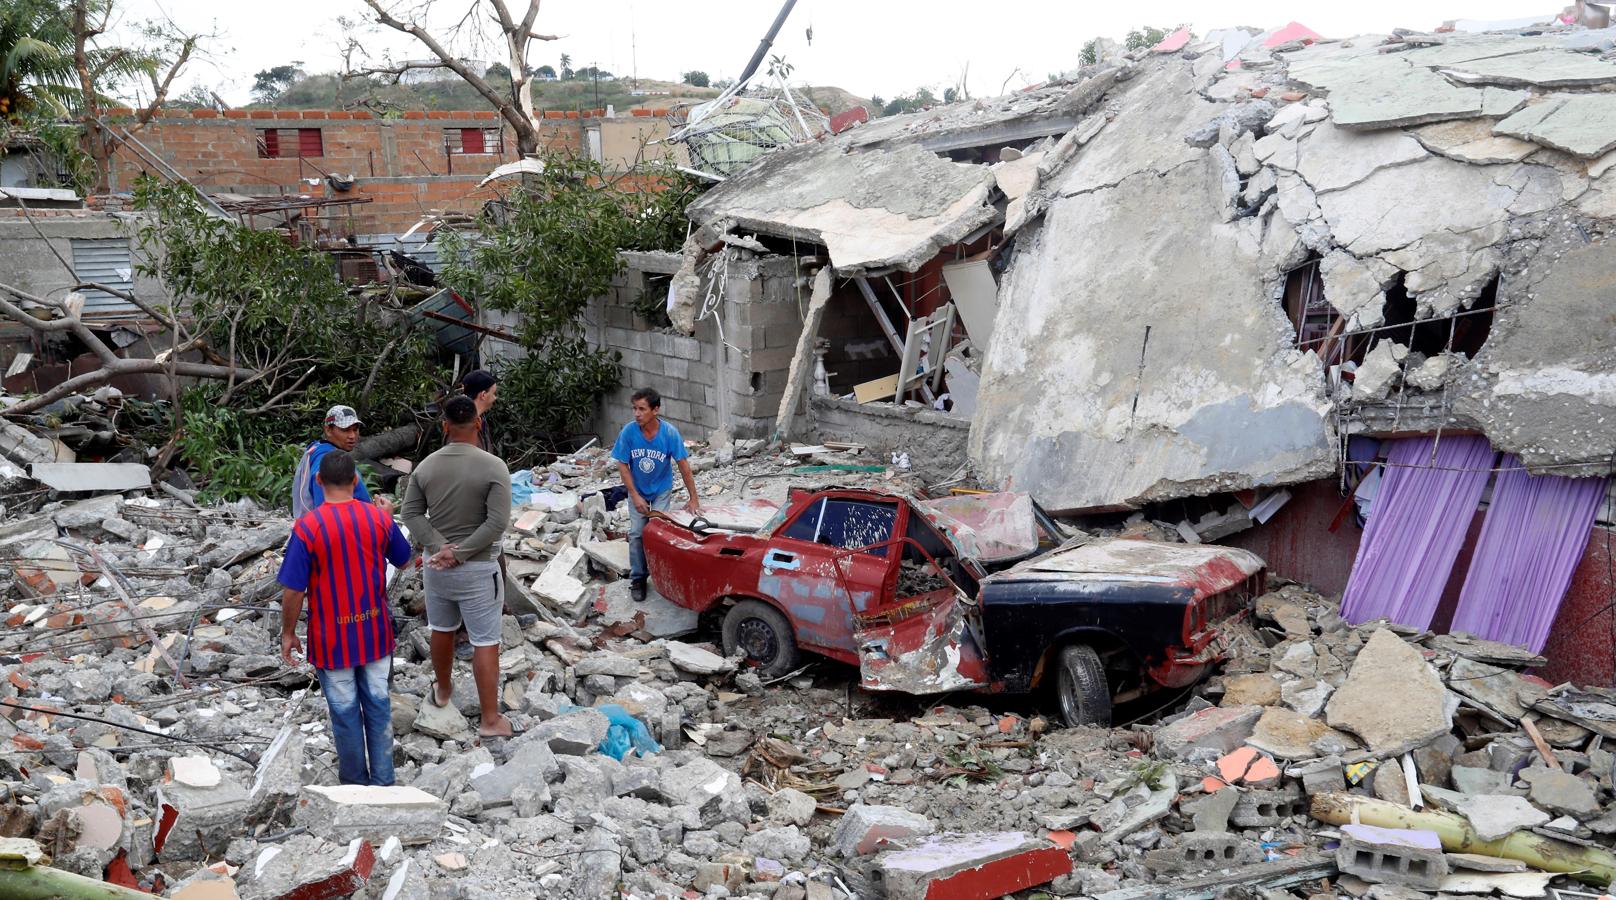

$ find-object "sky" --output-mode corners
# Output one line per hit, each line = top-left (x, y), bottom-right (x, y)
(109, 0), (1554, 107)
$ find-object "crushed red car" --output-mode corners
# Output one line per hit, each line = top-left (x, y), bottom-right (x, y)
(643, 486), (1266, 725)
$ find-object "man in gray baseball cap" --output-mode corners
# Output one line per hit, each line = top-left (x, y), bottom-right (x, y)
(292, 405), (394, 517)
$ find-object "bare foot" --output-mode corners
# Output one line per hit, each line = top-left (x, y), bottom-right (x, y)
(478, 714), (514, 738)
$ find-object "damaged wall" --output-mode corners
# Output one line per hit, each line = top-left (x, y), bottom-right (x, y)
(970, 29), (1616, 512)
(586, 251), (808, 442)
(970, 63), (1337, 513)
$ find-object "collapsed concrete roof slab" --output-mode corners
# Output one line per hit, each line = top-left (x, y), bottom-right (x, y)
(684, 142), (998, 274)
(1051, 63), (1219, 197)
(970, 144), (1335, 514)
(1289, 47), (1485, 130)
(1453, 237), (1616, 476)
(1440, 49), (1616, 88)
(1494, 95), (1616, 158)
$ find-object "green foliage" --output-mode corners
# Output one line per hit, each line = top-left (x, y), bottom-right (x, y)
(252, 64), (302, 104)
(439, 152), (700, 452)
(1125, 25), (1174, 51)
(630, 280), (672, 330)
(0, 0), (156, 121)
(943, 87), (958, 104)
(132, 178), (439, 499)
(681, 70), (709, 88)
(766, 55), (793, 80)
(167, 388), (304, 503)
(1080, 39), (1099, 67)
(882, 87), (937, 117)
(534, 64), (554, 79)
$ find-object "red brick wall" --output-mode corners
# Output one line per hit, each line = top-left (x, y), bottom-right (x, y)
(102, 108), (656, 235)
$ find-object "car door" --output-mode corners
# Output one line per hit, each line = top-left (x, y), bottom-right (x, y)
(852, 503), (990, 693)
(757, 495), (900, 658)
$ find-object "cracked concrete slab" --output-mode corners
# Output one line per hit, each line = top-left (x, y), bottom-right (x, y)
(1316, 157), (1518, 256)
(1053, 62), (1218, 197)
(684, 143), (998, 274)
(1296, 120), (1427, 193)
(1494, 95), (1616, 159)
(1291, 51), (1484, 130)
(1441, 49), (1616, 88)
(1413, 119), (1539, 165)
(970, 155), (1334, 513)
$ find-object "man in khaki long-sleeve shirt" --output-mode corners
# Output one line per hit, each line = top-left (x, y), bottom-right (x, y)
(400, 395), (514, 738)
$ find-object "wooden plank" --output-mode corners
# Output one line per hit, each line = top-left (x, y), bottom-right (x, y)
(854, 374), (900, 404)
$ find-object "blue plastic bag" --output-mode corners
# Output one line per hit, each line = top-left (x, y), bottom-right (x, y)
(556, 702), (661, 760)
(509, 469), (538, 506)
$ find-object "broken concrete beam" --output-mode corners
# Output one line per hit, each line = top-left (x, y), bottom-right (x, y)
(28, 462), (151, 493)
(1152, 705), (1262, 759)
(293, 785), (447, 846)
(1325, 629), (1451, 758)
(237, 835), (375, 900)
(154, 773), (251, 861)
(665, 641), (735, 675)
(530, 547), (590, 618)
(1335, 824), (1449, 891)
(876, 832), (1073, 900)
(1310, 792), (1616, 887)
(832, 804), (935, 856)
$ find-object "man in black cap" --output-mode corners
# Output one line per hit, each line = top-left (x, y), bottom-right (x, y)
(292, 405), (394, 518)
(460, 370), (499, 453)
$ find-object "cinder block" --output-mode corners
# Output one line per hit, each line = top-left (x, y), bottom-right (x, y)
(1144, 833), (1262, 874)
(684, 362), (716, 387)
(663, 357), (690, 381)
(742, 347), (797, 373)
(671, 335), (703, 361)
(1335, 824), (1448, 891)
(764, 322), (804, 349)
(1229, 787), (1308, 827)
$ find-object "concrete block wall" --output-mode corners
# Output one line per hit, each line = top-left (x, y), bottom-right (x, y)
(590, 254), (719, 441)
(587, 252), (810, 443)
(808, 395), (969, 482)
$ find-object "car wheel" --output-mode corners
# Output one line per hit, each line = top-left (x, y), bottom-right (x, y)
(1056, 644), (1112, 727)
(722, 600), (800, 679)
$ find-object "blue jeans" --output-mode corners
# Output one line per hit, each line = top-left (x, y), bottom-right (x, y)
(316, 656), (395, 786)
(627, 490), (671, 582)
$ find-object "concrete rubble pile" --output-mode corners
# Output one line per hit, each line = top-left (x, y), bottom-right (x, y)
(5, 434), (1616, 900)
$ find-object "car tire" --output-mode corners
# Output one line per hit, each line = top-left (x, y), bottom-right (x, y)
(1055, 644), (1112, 727)
(722, 600), (800, 679)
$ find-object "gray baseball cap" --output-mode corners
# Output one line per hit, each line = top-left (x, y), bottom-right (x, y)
(324, 405), (362, 428)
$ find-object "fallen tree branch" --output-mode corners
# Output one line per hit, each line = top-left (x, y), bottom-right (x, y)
(4, 358), (256, 416)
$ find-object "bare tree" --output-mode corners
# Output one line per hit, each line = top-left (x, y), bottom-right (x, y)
(353, 0), (557, 156)
(67, 0), (205, 192)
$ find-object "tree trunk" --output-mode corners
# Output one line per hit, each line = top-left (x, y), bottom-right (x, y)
(356, 423), (422, 461)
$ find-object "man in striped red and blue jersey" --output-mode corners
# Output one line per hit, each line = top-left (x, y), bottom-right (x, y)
(278, 449), (414, 786)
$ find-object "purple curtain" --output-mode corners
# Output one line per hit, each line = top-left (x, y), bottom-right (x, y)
(1449, 457), (1608, 653)
(1340, 435), (1496, 628)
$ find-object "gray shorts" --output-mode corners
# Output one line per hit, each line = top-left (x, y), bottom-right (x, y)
(422, 559), (504, 647)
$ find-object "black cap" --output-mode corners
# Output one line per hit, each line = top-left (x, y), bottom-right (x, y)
(461, 369), (498, 399)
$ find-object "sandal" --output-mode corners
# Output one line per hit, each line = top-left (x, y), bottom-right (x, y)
(477, 715), (522, 739)
(428, 682), (453, 708)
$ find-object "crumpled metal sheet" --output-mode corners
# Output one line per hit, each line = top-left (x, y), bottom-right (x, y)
(916, 492), (1040, 563)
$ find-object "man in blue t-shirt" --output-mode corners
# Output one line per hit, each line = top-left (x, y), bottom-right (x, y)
(612, 387), (700, 602)
(291, 405), (393, 519)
